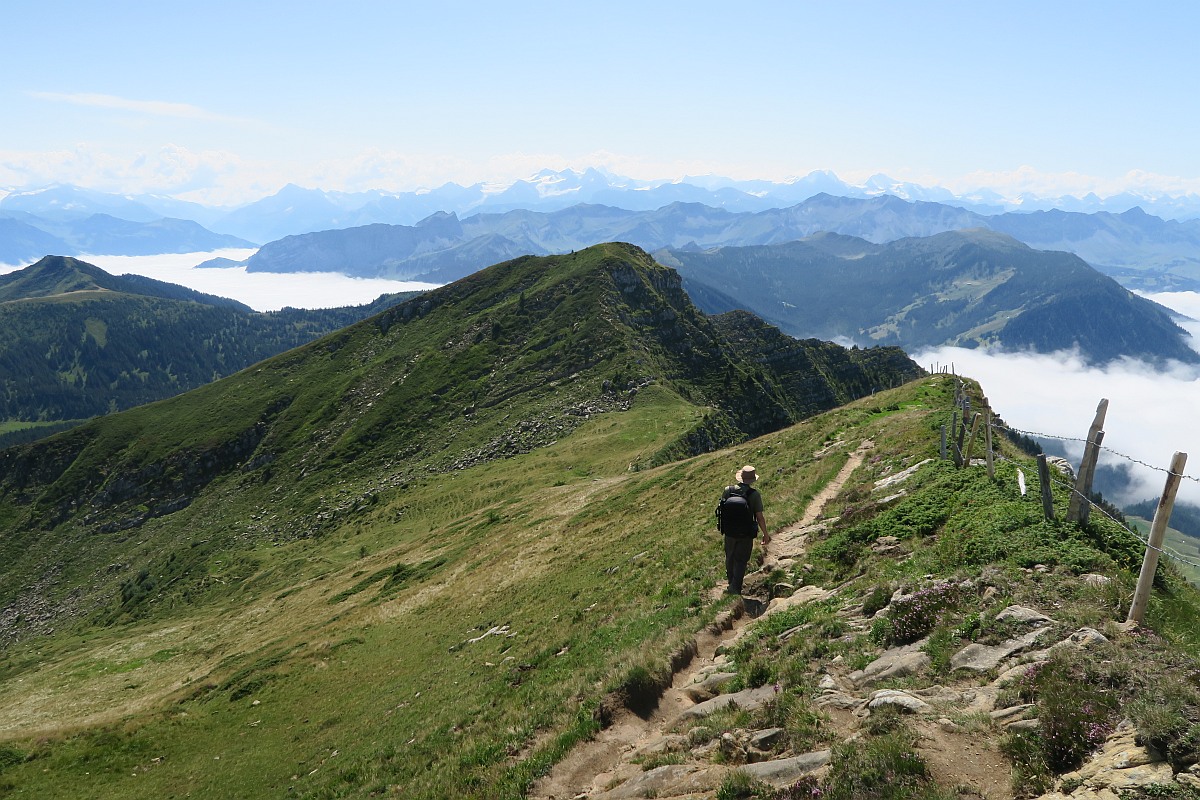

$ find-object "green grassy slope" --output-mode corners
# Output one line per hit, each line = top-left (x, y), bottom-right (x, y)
(0, 256), (421, 430)
(0, 244), (919, 640)
(0, 241), (924, 798)
(1, 371), (1198, 799)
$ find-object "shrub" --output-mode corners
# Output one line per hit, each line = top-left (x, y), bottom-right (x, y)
(821, 732), (936, 800)
(716, 769), (770, 799)
(0, 744), (24, 771)
(862, 584), (892, 617)
(1127, 678), (1200, 770)
(1002, 652), (1119, 778)
(871, 581), (963, 647)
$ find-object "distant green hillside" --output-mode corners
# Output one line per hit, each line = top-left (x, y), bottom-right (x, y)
(0, 256), (420, 434)
(659, 229), (1200, 365)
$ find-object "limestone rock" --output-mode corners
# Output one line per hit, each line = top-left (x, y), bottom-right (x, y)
(737, 750), (832, 787)
(678, 685), (778, 720)
(629, 734), (689, 760)
(683, 672), (737, 702)
(749, 728), (785, 751)
(594, 764), (722, 799)
(815, 690), (867, 711)
(763, 585), (832, 616)
(996, 605), (1055, 625)
(951, 627), (1050, 672)
(847, 641), (931, 688)
(874, 459), (933, 491)
(867, 689), (934, 714)
(990, 703), (1034, 724)
(1007, 718), (1041, 732)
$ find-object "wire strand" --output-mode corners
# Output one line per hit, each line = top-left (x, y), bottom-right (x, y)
(989, 420), (1200, 484)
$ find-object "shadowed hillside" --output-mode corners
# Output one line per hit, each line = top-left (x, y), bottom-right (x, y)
(0, 256), (420, 439)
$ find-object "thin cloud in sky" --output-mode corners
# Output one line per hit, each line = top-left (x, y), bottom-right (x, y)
(27, 91), (256, 125)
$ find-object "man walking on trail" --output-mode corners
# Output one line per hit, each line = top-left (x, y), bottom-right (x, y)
(720, 465), (770, 595)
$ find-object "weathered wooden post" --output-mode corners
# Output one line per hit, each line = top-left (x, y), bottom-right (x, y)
(1078, 430), (1104, 524)
(1127, 451), (1188, 626)
(985, 411), (995, 480)
(963, 413), (981, 468)
(1067, 399), (1109, 523)
(1036, 454), (1055, 520)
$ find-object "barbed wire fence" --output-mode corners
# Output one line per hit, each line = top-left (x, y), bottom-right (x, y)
(930, 371), (1200, 614)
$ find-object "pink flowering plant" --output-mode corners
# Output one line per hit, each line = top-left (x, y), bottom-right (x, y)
(869, 581), (964, 647)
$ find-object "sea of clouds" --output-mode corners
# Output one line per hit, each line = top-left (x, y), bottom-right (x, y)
(63, 250), (440, 312)
(6, 250), (1200, 507)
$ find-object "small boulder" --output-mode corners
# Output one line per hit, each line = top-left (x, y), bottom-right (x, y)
(868, 689), (933, 714)
(737, 750), (832, 788)
(996, 605), (1055, 625)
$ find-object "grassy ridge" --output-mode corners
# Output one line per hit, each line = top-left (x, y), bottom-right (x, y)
(0, 243), (926, 797)
(0, 380), (878, 798)
(2, 374), (1199, 798)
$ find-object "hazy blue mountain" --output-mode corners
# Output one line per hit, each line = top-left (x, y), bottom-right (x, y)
(0, 210), (254, 262)
(988, 206), (1200, 289)
(658, 230), (1200, 365)
(0, 216), (71, 265)
(238, 192), (1200, 290)
(0, 184), (163, 222)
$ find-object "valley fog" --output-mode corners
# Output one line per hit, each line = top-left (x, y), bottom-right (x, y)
(1, 249), (439, 312)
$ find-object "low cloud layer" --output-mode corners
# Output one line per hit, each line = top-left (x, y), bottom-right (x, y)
(1, 250), (437, 312)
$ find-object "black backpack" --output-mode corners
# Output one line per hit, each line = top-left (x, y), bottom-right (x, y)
(716, 485), (758, 538)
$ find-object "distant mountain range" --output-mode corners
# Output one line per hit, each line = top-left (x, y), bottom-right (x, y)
(0, 256), (418, 442)
(5, 169), (1200, 255)
(0, 206), (253, 265)
(229, 194), (1200, 293)
(658, 230), (1200, 365)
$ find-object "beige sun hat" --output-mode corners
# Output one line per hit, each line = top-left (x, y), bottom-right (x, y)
(735, 465), (757, 484)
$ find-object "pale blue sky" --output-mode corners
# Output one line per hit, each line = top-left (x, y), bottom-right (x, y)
(3, 1), (1198, 204)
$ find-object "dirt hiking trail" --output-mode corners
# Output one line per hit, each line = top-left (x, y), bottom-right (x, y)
(531, 440), (882, 800)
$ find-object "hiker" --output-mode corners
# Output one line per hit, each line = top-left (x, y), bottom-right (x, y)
(718, 465), (771, 595)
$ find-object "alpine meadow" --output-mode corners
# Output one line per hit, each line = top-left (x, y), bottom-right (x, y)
(3, 242), (1200, 800)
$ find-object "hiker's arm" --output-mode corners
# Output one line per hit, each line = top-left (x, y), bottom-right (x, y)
(757, 511), (770, 544)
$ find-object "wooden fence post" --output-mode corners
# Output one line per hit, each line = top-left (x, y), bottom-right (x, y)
(1127, 451), (1188, 626)
(1078, 430), (1104, 524)
(962, 413), (981, 468)
(1036, 454), (1055, 520)
(1067, 399), (1109, 523)
(985, 411), (995, 480)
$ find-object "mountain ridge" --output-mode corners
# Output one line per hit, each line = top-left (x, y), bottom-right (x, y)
(0, 256), (420, 433)
(229, 194), (1200, 292)
(0, 242), (921, 639)
(661, 229), (1200, 365)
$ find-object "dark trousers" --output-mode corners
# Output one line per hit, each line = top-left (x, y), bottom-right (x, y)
(724, 535), (754, 594)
